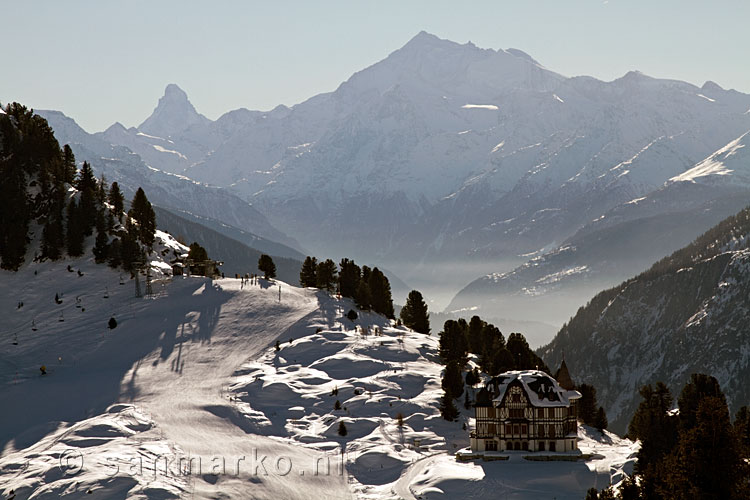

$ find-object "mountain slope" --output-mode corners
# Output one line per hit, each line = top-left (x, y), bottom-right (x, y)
(36, 109), (304, 253)
(447, 131), (750, 327)
(539, 206), (750, 433)
(95, 33), (750, 310)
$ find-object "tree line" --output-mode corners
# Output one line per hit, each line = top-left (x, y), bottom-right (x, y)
(299, 256), (395, 318)
(0, 102), (156, 273)
(438, 315), (550, 421)
(585, 373), (750, 500)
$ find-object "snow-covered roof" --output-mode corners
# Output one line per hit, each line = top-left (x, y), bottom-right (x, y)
(490, 370), (581, 408)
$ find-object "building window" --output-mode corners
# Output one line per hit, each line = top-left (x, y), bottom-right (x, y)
(505, 424), (512, 435)
(522, 441), (528, 451)
(549, 441), (556, 452)
(539, 441), (545, 452)
(514, 442), (521, 451)
(521, 424), (528, 435)
(538, 424), (545, 437)
(513, 424), (520, 435)
(485, 440), (497, 451)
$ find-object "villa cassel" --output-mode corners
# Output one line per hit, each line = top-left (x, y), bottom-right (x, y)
(470, 362), (581, 453)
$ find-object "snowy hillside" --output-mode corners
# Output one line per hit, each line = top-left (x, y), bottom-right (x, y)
(0, 257), (636, 498)
(540, 205), (750, 433)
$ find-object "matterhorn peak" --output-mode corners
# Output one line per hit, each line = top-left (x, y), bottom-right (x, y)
(138, 83), (210, 138)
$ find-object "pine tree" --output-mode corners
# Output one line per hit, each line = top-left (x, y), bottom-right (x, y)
(76, 161), (98, 235)
(577, 384), (599, 426)
(677, 373), (726, 433)
(299, 256), (318, 287)
(127, 187), (156, 249)
(439, 390), (459, 421)
(594, 406), (608, 432)
(61, 144), (77, 184)
(188, 242), (209, 261)
(108, 182), (124, 223)
(108, 238), (122, 268)
(65, 197), (84, 257)
(368, 267), (394, 318)
(337, 421), (348, 436)
(334, 400), (342, 410)
(258, 254), (276, 279)
(441, 360), (464, 398)
(439, 320), (469, 366)
(92, 210), (110, 263)
(628, 382), (678, 473)
(315, 259), (337, 291)
(735, 406), (750, 456)
(660, 396), (745, 500)
(355, 280), (372, 310)
(338, 258), (360, 297)
(400, 290), (430, 334)
(467, 315), (486, 355)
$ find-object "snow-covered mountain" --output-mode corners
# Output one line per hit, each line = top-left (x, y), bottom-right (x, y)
(539, 204), (750, 433)
(36, 109), (304, 255)
(448, 132), (750, 327)
(97, 32), (750, 309)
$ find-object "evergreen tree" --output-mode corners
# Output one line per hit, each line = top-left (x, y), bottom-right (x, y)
(734, 406), (750, 457)
(337, 421), (348, 436)
(439, 390), (459, 421)
(76, 161), (98, 235)
(299, 256), (318, 287)
(577, 384), (599, 426)
(441, 360), (464, 398)
(594, 406), (608, 432)
(659, 396), (746, 500)
(487, 345), (514, 376)
(439, 320), (469, 366)
(400, 290), (430, 334)
(188, 242), (209, 262)
(677, 373), (726, 433)
(65, 197), (84, 257)
(258, 254), (276, 279)
(467, 315), (486, 355)
(108, 182), (124, 223)
(338, 258), (360, 297)
(368, 267), (394, 318)
(41, 190), (65, 260)
(61, 144), (77, 184)
(506, 332), (548, 371)
(355, 280), (372, 310)
(316, 259), (337, 291)
(107, 238), (122, 268)
(120, 232), (144, 274)
(628, 382), (678, 474)
(92, 210), (110, 263)
(465, 368), (479, 387)
(127, 187), (156, 249)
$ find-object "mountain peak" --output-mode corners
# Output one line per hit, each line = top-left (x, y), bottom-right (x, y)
(138, 83), (210, 137)
(163, 83), (188, 100)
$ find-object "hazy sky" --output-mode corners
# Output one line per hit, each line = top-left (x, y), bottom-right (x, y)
(3, 0), (748, 132)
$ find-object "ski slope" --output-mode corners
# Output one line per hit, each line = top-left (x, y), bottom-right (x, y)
(0, 253), (636, 499)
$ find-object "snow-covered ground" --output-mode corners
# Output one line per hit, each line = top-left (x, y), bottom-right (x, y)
(0, 251), (637, 499)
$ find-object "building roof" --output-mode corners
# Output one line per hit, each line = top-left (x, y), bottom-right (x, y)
(554, 359), (576, 391)
(489, 370), (581, 408)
